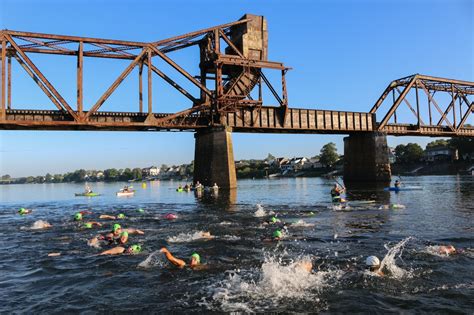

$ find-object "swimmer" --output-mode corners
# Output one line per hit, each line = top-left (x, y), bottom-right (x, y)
(73, 210), (93, 221)
(83, 221), (102, 229)
(268, 216), (281, 224)
(117, 213), (126, 219)
(164, 213), (178, 220)
(159, 247), (201, 269)
(99, 244), (142, 255)
(263, 229), (283, 242)
(436, 245), (458, 255)
(365, 256), (384, 276)
(294, 259), (313, 273)
(31, 220), (52, 229)
(18, 207), (32, 215)
(105, 223), (129, 245)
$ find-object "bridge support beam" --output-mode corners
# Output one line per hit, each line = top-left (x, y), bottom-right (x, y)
(194, 127), (237, 189)
(343, 132), (391, 183)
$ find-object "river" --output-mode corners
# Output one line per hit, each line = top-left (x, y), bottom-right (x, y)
(0, 176), (473, 313)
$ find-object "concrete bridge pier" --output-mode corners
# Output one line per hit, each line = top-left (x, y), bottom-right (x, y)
(194, 127), (237, 189)
(343, 132), (391, 183)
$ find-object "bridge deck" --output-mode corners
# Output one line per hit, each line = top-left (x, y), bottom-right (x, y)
(2, 108), (472, 136)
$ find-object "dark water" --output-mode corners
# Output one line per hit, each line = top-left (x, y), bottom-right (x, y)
(1, 176), (473, 313)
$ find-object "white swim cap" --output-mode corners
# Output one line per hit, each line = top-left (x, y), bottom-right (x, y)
(365, 256), (380, 267)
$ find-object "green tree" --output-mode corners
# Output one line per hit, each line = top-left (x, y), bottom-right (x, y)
(395, 143), (423, 164)
(426, 139), (449, 149)
(120, 168), (133, 181)
(132, 168), (142, 180)
(26, 176), (35, 183)
(104, 168), (119, 181)
(53, 174), (63, 182)
(265, 153), (276, 162)
(319, 142), (339, 167)
(45, 173), (53, 182)
(1, 174), (11, 180)
(450, 137), (474, 159)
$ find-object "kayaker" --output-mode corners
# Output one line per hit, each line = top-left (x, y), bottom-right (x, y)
(394, 180), (401, 188)
(18, 207), (32, 216)
(85, 185), (92, 194)
(365, 256), (384, 276)
(100, 244), (142, 255)
(159, 247), (202, 269)
(331, 184), (344, 202)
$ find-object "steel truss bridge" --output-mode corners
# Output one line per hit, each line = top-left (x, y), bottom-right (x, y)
(0, 15), (473, 137)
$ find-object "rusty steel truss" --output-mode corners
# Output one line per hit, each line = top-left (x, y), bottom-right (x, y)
(371, 74), (474, 136)
(0, 15), (473, 137)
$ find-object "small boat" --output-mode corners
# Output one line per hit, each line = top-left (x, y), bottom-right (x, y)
(75, 192), (100, 197)
(384, 186), (422, 192)
(117, 187), (135, 197)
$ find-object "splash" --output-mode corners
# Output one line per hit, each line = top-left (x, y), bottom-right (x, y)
(290, 219), (315, 227)
(138, 250), (167, 269)
(167, 231), (214, 243)
(219, 221), (233, 226)
(206, 252), (341, 312)
(221, 235), (241, 241)
(30, 220), (52, 230)
(254, 204), (267, 217)
(379, 237), (413, 279)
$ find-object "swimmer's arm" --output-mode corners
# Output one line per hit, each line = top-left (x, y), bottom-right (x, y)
(99, 215), (116, 220)
(126, 228), (144, 235)
(87, 221), (102, 227)
(99, 246), (125, 255)
(160, 248), (186, 268)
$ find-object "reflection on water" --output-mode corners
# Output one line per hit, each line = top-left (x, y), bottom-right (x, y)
(0, 176), (473, 313)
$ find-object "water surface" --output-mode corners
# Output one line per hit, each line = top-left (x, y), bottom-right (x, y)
(1, 176), (473, 313)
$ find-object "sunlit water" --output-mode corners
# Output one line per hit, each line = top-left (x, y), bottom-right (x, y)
(0, 176), (473, 313)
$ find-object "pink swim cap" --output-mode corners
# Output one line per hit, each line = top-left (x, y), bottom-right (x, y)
(165, 213), (177, 220)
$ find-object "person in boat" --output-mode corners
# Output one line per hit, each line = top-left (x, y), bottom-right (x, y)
(159, 247), (202, 269)
(365, 256), (384, 276)
(85, 185), (92, 194)
(394, 180), (401, 188)
(100, 244), (142, 255)
(177, 184), (183, 191)
(330, 184), (345, 202)
(18, 207), (32, 216)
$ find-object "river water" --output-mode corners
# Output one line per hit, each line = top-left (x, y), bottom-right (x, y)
(1, 176), (473, 313)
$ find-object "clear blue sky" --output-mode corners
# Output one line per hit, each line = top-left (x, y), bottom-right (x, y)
(0, 0), (472, 177)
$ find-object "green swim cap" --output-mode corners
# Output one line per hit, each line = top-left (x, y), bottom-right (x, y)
(18, 208), (26, 215)
(130, 244), (141, 253)
(84, 222), (93, 229)
(191, 252), (200, 264)
(113, 223), (121, 232)
(74, 213), (83, 221)
(138, 208), (144, 213)
(271, 216), (280, 223)
(117, 213), (125, 219)
(121, 231), (129, 237)
(273, 230), (283, 238)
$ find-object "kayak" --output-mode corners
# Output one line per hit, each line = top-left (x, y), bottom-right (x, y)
(117, 190), (134, 197)
(346, 200), (376, 206)
(75, 192), (100, 197)
(176, 188), (184, 192)
(384, 186), (422, 191)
